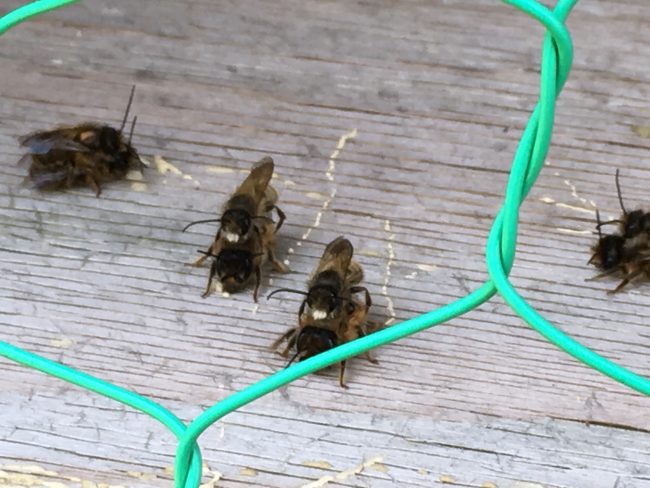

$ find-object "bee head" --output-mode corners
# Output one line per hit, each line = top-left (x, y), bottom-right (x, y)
(624, 210), (645, 237)
(597, 235), (625, 270)
(212, 249), (257, 292)
(289, 326), (338, 364)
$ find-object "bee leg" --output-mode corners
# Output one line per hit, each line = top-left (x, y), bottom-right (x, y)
(350, 286), (372, 308)
(201, 262), (218, 298)
(270, 328), (295, 352)
(268, 249), (289, 273)
(358, 327), (379, 364)
(253, 265), (262, 303)
(273, 206), (286, 233)
(585, 268), (621, 281)
(190, 251), (211, 268)
(298, 301), (309, 328)
(338, 361), (349, 389)
(190, 237), (220, 267)
(608, 269), (644, 294)
(281, 334), (297, 358)
(85, 173), (102, 196)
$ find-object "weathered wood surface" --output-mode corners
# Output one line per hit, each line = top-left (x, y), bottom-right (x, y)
(1, 0), (650, 487)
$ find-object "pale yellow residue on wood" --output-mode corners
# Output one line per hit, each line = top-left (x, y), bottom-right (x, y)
(556, 228), (592, 235)
(125, 170), (143, 181)
(130, 182), (148, 192)
(154, 155), (197, 186)
(0, 464), (126, 488)
(632, 125), (650, 138)
(439, 474), (457, 484)
(206, 166), (235, 174)
(239, 467), (257, 477)
(301, 461), (333, 469)
(416, 263), (437, 272)
(555, 202), (595, 215)
(300, 455), (384, 488)
(357, 248), (382, 258)
(304, 191), (328, 200)
(287, 128), (357, 268)
(382, 219), (396, 326)
(50, 338), (73, 349)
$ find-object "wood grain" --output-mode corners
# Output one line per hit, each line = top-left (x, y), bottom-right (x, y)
(1, 0), (649, 487)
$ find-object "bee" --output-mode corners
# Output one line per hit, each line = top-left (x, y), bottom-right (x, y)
(184, 157), (287, 301)
(18, 86), (142, 196)
(596, 169), (650, 245)
(269, 236), (376, 388)
(588, 209), (650, 293)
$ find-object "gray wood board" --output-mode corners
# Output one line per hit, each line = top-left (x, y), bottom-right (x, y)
(1, 0), (649, 487)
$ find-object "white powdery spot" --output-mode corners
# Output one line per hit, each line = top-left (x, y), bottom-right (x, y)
(126, 169), (144, 181)
(131, 182), (148, 192)
(224, 232), (240, 243)
(416, 263), (437, 273)
(556, 228), (591, 235)
(312, 310), (327, 320)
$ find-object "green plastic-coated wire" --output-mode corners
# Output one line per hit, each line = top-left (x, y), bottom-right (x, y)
(1, 1), (648, 487)
(0, 0), (79, 35)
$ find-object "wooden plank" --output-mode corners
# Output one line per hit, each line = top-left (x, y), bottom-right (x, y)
(1, 0), (649, 486)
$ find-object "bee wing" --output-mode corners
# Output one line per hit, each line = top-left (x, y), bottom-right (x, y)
(16, 152), (34, 167)
(234, 157), (274, 205)
(19, 130), (90, 155)
(317, 236), (354, 276)
(24, 169), (70, 190)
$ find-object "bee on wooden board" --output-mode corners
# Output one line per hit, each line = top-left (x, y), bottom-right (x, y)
(595, 169), (650, 246)
(17, 86), (142, 196)
(183, 157), (288, 302)
(589, 210), (650, 293)
(269, 236), (376, 388)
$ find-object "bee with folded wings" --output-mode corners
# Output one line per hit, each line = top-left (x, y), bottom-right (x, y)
(269, 236), (376, 388)
(17, 86), (142, 196)
(183, 157), (288, 302)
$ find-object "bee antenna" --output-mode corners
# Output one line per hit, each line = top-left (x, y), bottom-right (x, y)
(119, 85), (136, 133)
(595, 209), (603, 240)
(615, 169), (627, 215)
(183, 219), (222, 232)
(127, 116), (137, 146)
(267, 288), (309, 300)
(285, 351), (301, 368)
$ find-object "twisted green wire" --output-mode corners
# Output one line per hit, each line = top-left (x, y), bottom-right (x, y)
(1, 1), (648, 487)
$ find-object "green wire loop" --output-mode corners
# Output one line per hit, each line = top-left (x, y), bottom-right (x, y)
(1, 1), (648, 487)
(0, 0), (79, 35)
